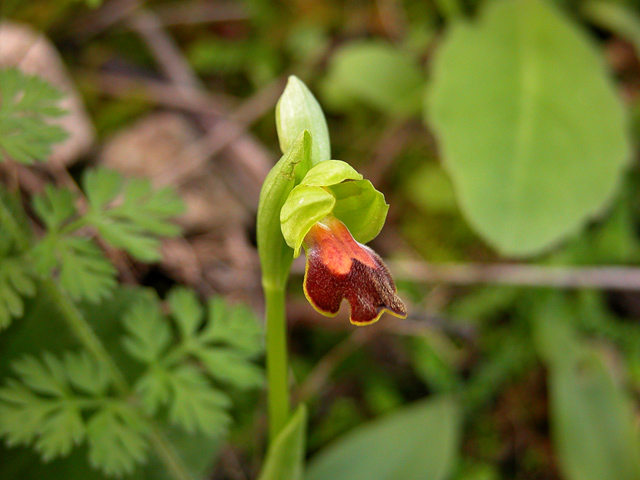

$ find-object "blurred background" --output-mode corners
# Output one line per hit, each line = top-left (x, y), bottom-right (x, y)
(2, 0), (640, 479)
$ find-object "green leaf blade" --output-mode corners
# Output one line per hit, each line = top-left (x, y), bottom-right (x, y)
(203, 296), (264, 357)
(83, 168), (184, 262)
(122, 293), (171, 364)
(0, 68), (68, 164)
(427, 0), (630, 257)
(32, 236), (117, 303)
(305, 396), (461, 480)
(168, 287), (204, 339)
(86, 406), (149, 477)
(196, 349), (264, 390)
(322, 41), (425, 116)
(258, 404), (307, 480)
(166, 366), (232, 437)
(533, 298), (640, 480)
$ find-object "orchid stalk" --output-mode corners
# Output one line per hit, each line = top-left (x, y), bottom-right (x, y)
(257, 76), (406, 442)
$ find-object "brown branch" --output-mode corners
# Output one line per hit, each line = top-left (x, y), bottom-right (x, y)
(154, 1), (249, 26)
(389, 259), (640, 291)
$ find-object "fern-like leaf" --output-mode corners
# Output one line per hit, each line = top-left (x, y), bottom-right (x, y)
(123, 288), (264, 437)
(0, 351), (149, 477)
(167, 287), (205, 339)
(122, 294), (172, 363)
(203, 296), (264, 357)
(83, 168), (184, 262)
(0, 256), (36, 329)
(195, 349), (264, 390)
(166, 365), (231, 436)
(32, 185), (77, 230)
(32, 235), (117, 302)
(0, 68), (68, 164)
(86, 404), (149, 477)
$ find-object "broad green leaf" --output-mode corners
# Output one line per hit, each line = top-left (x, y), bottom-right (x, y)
(551, 354), (640, 480)
(258, 404), (307, 480)
(257, 130), (312, 287)
(276, 76), (330, 165)
(533, 297), (640, 480)
(322, 41), (425, 116)
(305, 395), (461, 480)
(427, 0), (630, 257)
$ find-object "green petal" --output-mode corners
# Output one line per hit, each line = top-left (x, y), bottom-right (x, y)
(331, 179), (389, 244)
(280, 185), (335, 257)
(300, 160), (362, 187)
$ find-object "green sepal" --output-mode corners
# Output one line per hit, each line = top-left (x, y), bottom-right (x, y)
(331, 179), (389, 244)
(276, 76), (331, 166)
(280, 185), (335, 257)
(257, 131), (312, 288)
(300, 160), (362, 186)
(280, 160), (388, 253)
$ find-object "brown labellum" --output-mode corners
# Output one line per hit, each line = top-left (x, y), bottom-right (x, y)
(302, 216), (407, 325)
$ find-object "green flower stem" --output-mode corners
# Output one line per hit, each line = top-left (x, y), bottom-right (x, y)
(265, 283), (291, 442)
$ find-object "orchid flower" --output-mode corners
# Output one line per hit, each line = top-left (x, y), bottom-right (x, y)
(302, 216), (406, 325)
(257, 75), (405, 440)
(258, 77), (406, 327)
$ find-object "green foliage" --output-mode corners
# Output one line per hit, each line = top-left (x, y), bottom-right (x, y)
(427, 0), (630, 257)
(83, 168), (184, 262)
(305, 396), (461, 480)
(0, 352), (114, 464)
(258, 404), (307, 480)
(26, 167), (183, 305)
(33, 236), (117, 303)
(532, 296), (640, 480)
(0, 288), (264, 477)
(321, 41), (425, 117)
(0, 256), (36, 329)
(0, 68), (68, 164)
(124, 288), (263, 436)
(583, 0), (640, 56)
